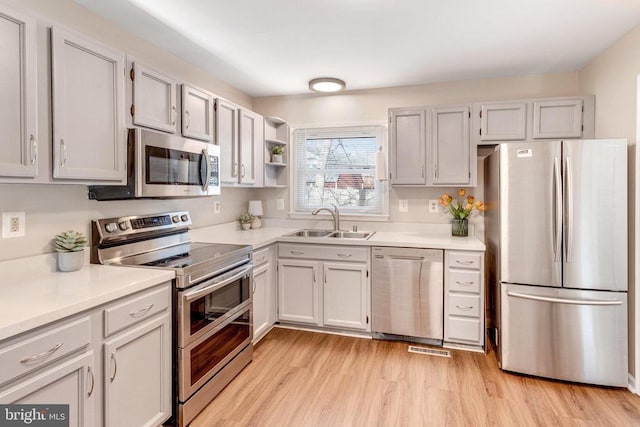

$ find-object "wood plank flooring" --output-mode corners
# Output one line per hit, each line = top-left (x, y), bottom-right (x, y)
(191, 328), (640, 426)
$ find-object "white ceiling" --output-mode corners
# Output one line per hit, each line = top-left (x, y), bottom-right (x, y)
(75, 0), (640, 97)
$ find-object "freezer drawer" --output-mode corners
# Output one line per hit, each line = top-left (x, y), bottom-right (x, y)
(500, 283), (627, 386)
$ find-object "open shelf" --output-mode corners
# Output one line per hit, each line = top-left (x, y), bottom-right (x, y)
(264, 116), (290, 187)
(265, 138), (287, 146)
(266, 162), (287, 167)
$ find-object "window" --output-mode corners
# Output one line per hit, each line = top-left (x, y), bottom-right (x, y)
(292, 125), (387, 216)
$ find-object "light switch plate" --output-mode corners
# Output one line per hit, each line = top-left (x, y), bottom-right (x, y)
(277, 199), (285, 210)
(429, 200), (439, 213)
(2, 211), (25, 238)
(399, 200), (409, 213)
(213, 200), (221, 214)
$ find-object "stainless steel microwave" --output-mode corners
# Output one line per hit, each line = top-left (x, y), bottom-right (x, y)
(88, 128), (220, 200)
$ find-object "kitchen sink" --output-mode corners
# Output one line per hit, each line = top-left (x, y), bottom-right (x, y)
(328, 231), (375, 240)
(285, 229), (334, 238)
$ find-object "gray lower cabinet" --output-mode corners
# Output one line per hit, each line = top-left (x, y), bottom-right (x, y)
(444, 250), (485, 349)
(253, 245), (277, 343)
(277, 244), (370, 332)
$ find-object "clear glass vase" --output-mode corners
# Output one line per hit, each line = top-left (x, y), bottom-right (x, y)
(451, 218), (469, 237)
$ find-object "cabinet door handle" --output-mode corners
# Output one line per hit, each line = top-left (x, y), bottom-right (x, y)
(129, 304), (154, 318)
(30, 134), (37, 165)
(422, 164), (425, 178)
(110, 353), (117, 382)
(60, 139), (67, 167)
(87, 366), (95, 397)
(337, 253), (352, 258)
(291, 251), (304, 255)
(20, 343), (63, 364)
(455, 305), (474, 311)
(185, 110), (191, 129)
(233, 162), (238, 178)
(241, 164), (246, 178)
(171, 105), (177, 125)
(455, 281), (474, 286)
(455, 260), (474, 265)
(313, 268), (316, 283)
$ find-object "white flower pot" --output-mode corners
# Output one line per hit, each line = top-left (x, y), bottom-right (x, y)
(58, 250), (84, 272)
(271, 154), (283, 163)
(241, 223), (251, 231)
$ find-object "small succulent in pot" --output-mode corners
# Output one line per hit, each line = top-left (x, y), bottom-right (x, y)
(270, 145), (284, 156)
(237, 213), (254, 230)
(55, 230), (87, 252)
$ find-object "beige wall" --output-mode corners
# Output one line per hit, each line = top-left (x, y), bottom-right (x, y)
(253, 72), (579, 222)
(0, 0), (256, 261)
(578, 25), (640, 382)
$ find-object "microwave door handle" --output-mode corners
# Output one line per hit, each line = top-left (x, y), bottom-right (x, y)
(201, 150), (211, 191)
(183, 263), (253, 302)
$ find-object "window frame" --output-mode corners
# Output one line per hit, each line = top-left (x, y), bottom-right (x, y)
(289, 123), (389, 220)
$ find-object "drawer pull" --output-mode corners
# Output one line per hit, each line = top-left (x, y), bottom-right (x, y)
(455, 281), (475, 286)
(455, 305), (474, 311)
(455, 260), (474, 265)
(110, 353), (117, 382)
(87, 366), (95, 397)
(337, 253), (352, 258)
(129, 304), (154, 318)
(291, 251), (304, 255)
(20, 343), (63, 364)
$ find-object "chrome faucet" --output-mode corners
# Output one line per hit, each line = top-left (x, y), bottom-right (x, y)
(312, 203), (341, 231)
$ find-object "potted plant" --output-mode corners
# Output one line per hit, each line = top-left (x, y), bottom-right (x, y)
(270, 145), (284, 163)
(55, 230), (87, 272)
(438, 189), (485, 237)
(237, 213), (254, 231)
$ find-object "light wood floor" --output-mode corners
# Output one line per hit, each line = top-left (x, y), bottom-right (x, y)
(191, 328), (640, 426)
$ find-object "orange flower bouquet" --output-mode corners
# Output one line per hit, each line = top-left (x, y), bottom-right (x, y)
(439, 189), (485, 236)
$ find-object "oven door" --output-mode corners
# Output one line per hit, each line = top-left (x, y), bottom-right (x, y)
(178, 306), (252, 401)
(178, 262), (253, 348)
(136, 128), (220, 198)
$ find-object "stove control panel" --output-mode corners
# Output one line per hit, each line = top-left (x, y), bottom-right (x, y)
(94, 211), (192, 239)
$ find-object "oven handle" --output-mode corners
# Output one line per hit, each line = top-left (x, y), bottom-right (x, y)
(183, 263), (253, 303)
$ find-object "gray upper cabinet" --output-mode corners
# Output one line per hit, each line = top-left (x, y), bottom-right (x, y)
(430, 105), (471, 186)
(181, 84), (214, 142)
(533, 98), (583, 139)
(0, 5), (37, 178)
(216, 98), (239, 184)
(51, 27), (126, 182)
(131, 62), (177, 133)
(479, 102), (527, 141)
(389, 108), (426, 185)
(238, 108), (264, 186)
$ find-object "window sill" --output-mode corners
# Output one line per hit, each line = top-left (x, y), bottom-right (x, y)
(289, 212), (390, 222)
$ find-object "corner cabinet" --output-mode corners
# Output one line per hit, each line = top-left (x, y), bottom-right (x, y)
(444, 250), (485, 350)
(253, 245), (277, 343)
(0, 4), (38, 178)
(263, 116), (289, 187)
(277, 244), (370, 332)
(131, 62), (177, 134)
(181, 84), (214, 142)
(51, 27), (126, 182)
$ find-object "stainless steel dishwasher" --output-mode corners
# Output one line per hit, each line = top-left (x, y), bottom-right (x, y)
(371, 246), (444, 344)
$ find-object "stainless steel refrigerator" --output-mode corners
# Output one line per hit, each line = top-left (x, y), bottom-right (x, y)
(485, 139), (628, 387)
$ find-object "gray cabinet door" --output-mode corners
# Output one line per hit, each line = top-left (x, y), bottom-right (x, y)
(533, 99), (583, 139)
(323, 262), (368, 330)
(51, 28), (126, 182)
(132, 62), (177, 133)
(389, 108), (426, 185)
(181, 84), (213, 142)
(0, 5), (37, 178)
(238, 108), (263, 186)
(216, 99), (238, 184)
(480, 102), (527, 141)
(277, 259), (319, 325)
(431, 105), (470, 185)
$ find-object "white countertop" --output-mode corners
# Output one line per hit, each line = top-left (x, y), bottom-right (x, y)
(191, 222), (485, 251)
(0, 254), (174, 342)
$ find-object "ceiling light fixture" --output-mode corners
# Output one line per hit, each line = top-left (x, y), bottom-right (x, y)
(308, 77), (346, 93)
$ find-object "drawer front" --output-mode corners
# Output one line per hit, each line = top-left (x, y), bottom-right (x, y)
(253, 246), (271, 267)
(448, 269), (481, 293)
(445, 317), (482, 344)
(278, 244), (368, 263)
(447, 293), (481, 317)
(447, 251), (481, 270)
(0, 316), (91, 387)
(104, 285), (170, 337)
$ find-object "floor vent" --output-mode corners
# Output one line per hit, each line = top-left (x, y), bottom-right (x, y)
(408, 345), (451, 358)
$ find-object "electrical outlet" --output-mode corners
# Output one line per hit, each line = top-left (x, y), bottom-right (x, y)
(277, 199), (285, 211)
(399, 200), (409, 213)
(213, 201), (221, 214)
(429, 200), (439, 213)
(2, 212), (25, 238)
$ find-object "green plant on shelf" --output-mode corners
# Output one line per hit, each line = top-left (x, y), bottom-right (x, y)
(270, 145), (284, 155)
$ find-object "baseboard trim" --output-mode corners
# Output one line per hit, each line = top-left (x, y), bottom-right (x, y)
(274, 323), (372, 340)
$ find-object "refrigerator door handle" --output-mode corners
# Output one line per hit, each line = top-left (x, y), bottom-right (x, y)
(553, 157), (562, 262)
(507, 291), (622, 306)
(565, 155), (573, 263)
